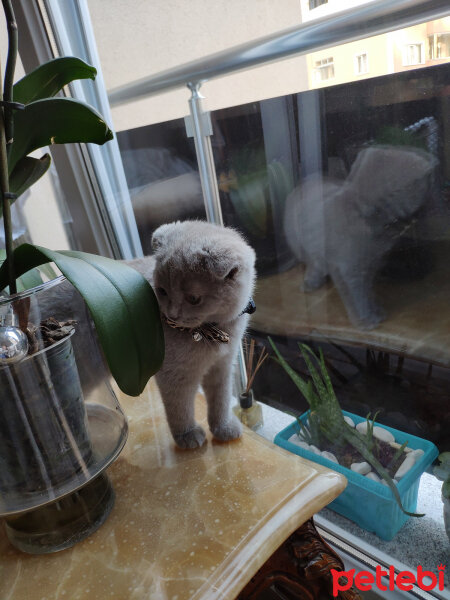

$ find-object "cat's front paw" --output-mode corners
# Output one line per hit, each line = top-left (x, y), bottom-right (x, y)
(211, 415), (242, 443)
(174, 425), (206, 449)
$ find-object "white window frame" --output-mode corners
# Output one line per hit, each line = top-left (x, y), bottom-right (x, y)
(354, 51), (369, 75)
(428, 32), (450, 60)
(402, 42), (425, 66)
(309, 0), (328, 10)
(15, 0), (143, 260)
(313, 57), (335, 82)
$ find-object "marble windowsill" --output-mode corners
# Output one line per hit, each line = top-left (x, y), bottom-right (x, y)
(256, 402), (450, 595)
(0, 383), (346, 600)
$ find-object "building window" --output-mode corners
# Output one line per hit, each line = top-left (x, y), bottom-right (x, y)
(403, 43), (425, 66)
(309, 0), (328, 9)
(355, 52), (369, 75)
(428, 33), (450, 59)
(314, 57), (334, 82)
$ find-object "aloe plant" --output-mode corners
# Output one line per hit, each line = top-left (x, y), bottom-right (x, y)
(269, 338), (424, 517)
(0, 1), (164, 396)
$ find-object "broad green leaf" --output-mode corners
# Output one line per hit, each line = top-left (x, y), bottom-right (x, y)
(13, 57), (97, 105)
(0, 245), (164, 396)
(9, 98), (113, 173)
(8, 154), (51, 200)
(16, 268), (44, 292)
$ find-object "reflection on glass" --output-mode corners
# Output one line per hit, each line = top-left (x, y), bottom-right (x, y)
(117, 122), (206, 254)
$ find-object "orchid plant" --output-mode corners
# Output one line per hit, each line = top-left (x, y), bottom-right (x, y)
(0, 0), (164, 396)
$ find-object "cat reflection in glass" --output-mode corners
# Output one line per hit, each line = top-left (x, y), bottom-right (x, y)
(135, 220), (256, 449)
(284, 146), (436, 329)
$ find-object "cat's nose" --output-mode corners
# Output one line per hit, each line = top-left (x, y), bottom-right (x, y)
(166, 305), (180, 321)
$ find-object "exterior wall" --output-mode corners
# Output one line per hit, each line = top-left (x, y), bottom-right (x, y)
(88, 0), (310, 131)
(307, 34), (390, 89)
(88, 1), (450, 130)
(300, 0), (376, 23)
(307, 19), (450, 90)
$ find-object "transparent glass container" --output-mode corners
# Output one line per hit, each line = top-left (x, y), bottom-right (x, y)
(0, 276), (128, 553)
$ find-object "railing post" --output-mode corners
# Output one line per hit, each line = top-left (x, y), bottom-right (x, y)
(186, 81), (248, 394)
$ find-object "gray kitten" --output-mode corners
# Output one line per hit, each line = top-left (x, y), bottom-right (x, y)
(26, 221), (255, 449)
(130, 220), (256, 449)
(284, 146), (436, 329)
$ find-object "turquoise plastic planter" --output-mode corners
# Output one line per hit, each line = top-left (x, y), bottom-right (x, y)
(274, 410), (438, 540)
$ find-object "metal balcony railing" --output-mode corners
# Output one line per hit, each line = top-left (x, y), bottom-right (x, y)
(107, 0), (449, 391)
(108, 0), (449, 105)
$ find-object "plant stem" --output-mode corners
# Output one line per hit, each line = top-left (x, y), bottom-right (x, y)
(2, 0), (18, 156)
(0, 0), (17, 294)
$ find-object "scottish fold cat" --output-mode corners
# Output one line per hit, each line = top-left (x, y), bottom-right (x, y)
(129, 220), (256, 449)
(28, 221), (255, 449)
(284, 146), (436, 329)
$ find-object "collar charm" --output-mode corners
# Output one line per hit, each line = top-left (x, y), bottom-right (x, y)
(163, 297), (255, 344)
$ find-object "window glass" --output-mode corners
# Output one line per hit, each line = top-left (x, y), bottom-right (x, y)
(355, 52), (369, 75)
(314, 57), (335, 81)
(0, 40), (71, 252)
(88, 1), (450, 589)
(309, 0), (328, 10)
(404, 42), (424, 65)
(429, 32), (450, 59)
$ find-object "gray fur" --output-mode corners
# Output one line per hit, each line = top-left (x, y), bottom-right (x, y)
(130, 220), (256, 449)
(284, 146), (436, 329)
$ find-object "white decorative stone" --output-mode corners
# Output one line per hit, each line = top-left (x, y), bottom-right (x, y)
(365, 471), (381, 483)
(343, 416), (355, 428)
(410, 448), (424, 462)
(351, 462), (371, 475)
(372, 426), (395, 444)
(321, 451), (339, 464)
(355, 421), (395, 444)
(390, 441), (412, 452)
(394, 455), (416, 480)
(309, 445), (322, 455)
(356, 421), (368, 434)
(288, 435), (310, 450)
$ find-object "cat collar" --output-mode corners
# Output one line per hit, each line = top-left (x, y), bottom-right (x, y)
(164, 296), (256, 344)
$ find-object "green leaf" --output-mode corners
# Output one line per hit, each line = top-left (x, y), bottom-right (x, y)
(298, 343), (328, 400)
(13, 57), (97, 105)
(443, 479), (450, 499)
(8, 154), (51, 200)
(9, 97), (114, 173)
(16, 268), (45, 292)
(438, 452), (450, 466)
(0, 245), (164, 396)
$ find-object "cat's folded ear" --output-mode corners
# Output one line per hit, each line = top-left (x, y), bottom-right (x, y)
(152, 222), (178, 253)
(196, 247), (241, 280)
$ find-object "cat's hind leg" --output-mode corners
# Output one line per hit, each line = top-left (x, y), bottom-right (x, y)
(156, 372), (206, 449)
(202, 358), (242, 443)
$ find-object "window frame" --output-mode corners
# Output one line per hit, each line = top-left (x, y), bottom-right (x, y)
(354, 51), (369, 75)
(428, 32), (450, 60)
(402, 41), (425, 66)
(313, 56), (335, 82)
(309, 0), (328, 10)
(14, 0), (143, 260)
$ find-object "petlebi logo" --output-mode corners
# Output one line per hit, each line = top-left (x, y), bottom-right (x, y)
(331, 564), (446, 596)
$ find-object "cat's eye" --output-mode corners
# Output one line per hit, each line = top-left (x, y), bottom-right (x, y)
(186, 294), (201, 305)
(157, 287), (167, 296)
